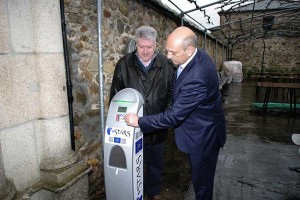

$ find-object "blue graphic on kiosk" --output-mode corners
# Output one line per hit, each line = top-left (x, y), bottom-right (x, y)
(107, 127), (112, 135)
(135, 138), (143, 154)
(114, 137), (121, 143)
(136, 195), (143, 200)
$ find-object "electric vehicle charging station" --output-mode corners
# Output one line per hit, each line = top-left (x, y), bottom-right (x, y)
(104, 88), (144, 200)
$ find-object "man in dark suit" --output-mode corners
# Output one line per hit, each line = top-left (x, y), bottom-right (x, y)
(125, 26), (226, 200)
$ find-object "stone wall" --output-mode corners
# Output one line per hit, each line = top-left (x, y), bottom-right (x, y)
(219, 11), (300, 77)
(234, 36), (300, 75)
(64, 0), (226, 197)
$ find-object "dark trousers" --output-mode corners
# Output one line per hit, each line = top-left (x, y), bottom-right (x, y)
(188, 150), (219, 200)
(144, 142), (165, 197)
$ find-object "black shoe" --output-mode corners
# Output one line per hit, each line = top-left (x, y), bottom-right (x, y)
(149, 194), (160, 200)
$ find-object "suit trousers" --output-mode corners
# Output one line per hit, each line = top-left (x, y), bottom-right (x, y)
(144, 142), (165, 196)
(188, 150), (219, 200)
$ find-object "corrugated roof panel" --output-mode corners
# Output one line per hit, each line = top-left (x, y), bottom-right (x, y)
(226, 0), (300, 12)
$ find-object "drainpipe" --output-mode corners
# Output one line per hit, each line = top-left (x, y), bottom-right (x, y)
(204, 30), (207, 51)
(261, 37), (266, 73)
(215, 39), (217, 65)
(222, 43), (225, 62)
(60, 0), (75, 150)
(227, 41), (232, 60)
(97, 0), (105, 147)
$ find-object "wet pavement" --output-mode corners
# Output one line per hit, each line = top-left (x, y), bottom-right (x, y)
(159, 80), (300, 200)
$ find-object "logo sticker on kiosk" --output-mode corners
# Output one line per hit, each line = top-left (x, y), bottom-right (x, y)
(106, 126), (132, 146)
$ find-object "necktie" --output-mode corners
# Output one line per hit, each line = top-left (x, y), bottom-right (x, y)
(177, 66), (183, 78)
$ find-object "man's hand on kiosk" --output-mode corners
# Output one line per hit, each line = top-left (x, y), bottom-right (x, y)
(125, 113), (139, 127)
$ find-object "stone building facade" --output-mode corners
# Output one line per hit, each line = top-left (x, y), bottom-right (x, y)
(64, 0), (227, 197)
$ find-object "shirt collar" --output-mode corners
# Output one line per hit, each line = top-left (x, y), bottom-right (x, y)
(180, 48), (197, 69)
(135, 53), (157, 67)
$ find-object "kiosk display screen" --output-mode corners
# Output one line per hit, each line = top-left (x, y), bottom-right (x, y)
(117, 106), (127, 113)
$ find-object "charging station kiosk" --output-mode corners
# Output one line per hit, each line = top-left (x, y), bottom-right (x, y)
(104, 88), (144, 200)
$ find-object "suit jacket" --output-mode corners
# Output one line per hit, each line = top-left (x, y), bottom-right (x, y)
(139, 49), (226, 155)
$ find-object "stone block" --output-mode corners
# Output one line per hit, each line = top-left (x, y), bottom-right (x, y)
(0, 1), (11, 53)
(40, 157), (87, 188)
(8, 1), (63, 53)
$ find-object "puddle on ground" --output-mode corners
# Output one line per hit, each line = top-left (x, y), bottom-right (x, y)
(221, 80), (300, 143)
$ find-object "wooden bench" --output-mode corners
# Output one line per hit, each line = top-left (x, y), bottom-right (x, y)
(257, 82), (300, 88)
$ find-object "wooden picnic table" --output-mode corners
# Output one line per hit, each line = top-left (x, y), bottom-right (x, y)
(254, 73), (300, 113)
